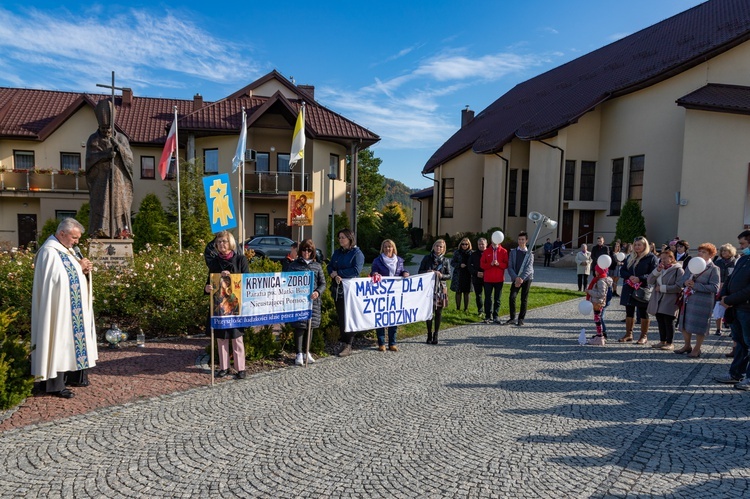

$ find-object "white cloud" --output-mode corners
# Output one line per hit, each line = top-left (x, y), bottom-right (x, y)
(0, 7), (260, 94)
(607, 32), (631, 42)
(414, 51), (546, 81)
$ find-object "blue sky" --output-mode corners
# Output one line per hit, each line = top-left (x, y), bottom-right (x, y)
(0, 1), (705, 189)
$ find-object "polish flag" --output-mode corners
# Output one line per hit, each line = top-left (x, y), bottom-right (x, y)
(158, 116), (177, 180)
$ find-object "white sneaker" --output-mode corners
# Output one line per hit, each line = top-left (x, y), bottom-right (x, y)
(295, 353), (304, 366)
(304, 353), (315, 364)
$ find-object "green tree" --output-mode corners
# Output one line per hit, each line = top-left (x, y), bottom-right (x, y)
(347, 149), (386, 218)
(37, 218), (58, 246)
(132, 194), (173, 252)
(326, 210), (350, 258)
(615, 199), (647, 244)
(380, 202), (411, 255)
(75, 202), (90, 236)
(356, 213), (382, 261)
(166, 159), (213, 251)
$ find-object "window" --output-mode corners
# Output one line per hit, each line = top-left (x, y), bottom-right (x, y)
(579, 161), (596, 201)
(254, 214), (269, 235)
(329, 154), (339, 179)
(508, 169), (518, 217)
(628, 155), (645, 203)
(60, 153), (81, 172)
(55, 210), (77, 221)
(256, 152), (269, 173)
(277, 153), (290, 173)
(166, 157), (177, 180)
(141, 156), (155, 179)
(564, 160), (576, 200)
(441, 178), (454, 218)
(14, 150), (34, 170)
(610, 158), (624, 215)
(520, 170), (529, 216)
(204, 149), (219, 174)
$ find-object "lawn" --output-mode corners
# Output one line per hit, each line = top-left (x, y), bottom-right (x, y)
(395, 285), (581, 339)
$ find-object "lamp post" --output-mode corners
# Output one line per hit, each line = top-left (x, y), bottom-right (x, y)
(522, 211), (558, 276)
(328, 172), (337, 258)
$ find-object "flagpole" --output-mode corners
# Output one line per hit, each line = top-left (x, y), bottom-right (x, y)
(174, 106), (182, 253)
(300, 103), (306, 241)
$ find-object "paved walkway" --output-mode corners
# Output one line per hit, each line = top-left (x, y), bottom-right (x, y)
(0, 277), (747, 497)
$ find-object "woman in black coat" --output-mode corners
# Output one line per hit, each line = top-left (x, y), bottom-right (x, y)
(419, 239), (451, 344)
(618, 236), (659, 344)
(204, 231), (250, 379)
(287, 239), (326, 366)
(450, 237), (474, 312)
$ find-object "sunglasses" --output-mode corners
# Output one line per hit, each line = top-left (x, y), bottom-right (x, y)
(300, 248), (313, 253)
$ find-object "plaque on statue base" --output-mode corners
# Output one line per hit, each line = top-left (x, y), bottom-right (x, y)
(88, 239), (134, 269)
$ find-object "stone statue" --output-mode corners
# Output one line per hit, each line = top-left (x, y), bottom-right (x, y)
(85, 99), (134, 238)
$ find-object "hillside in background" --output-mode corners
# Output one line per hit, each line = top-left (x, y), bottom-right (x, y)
(379, 178), (418, 220)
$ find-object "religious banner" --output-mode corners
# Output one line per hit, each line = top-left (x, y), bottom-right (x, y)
(342, 274), (436, 333)
(210, 271), (313, 329)
(203, 173), (237, 233)
(288, 191), (314, 227)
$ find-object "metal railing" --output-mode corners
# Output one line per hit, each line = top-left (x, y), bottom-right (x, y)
(0, 171), (87, 192)
(244, 171), (309, 194)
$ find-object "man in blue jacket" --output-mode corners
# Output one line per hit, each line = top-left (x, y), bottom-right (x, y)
(716, 230), (750, 389)
(506, 232), (534, 326)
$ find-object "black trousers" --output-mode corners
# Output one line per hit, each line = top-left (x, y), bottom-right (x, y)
(335, 293), (354, 345)
(483, 282), (504, 320)
(472, 277), (484, 314)
(655, 313), (675, 343)
(45, 369), (89, 392)
(508, 279), (532, 320)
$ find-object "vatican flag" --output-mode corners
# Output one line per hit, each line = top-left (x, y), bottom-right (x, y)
(289, 105), (305, 169)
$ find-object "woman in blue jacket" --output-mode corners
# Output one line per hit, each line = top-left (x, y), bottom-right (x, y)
(328, 228), (365, 357)
(370, 239), (410, 351)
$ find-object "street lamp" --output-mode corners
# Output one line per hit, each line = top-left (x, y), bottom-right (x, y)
(521, 211), (558, 276)
(328, 172), (337, 259)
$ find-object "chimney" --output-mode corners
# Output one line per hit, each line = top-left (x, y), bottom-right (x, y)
(122, 88), (133, 107)
(193, 93), (204, 112)
(298, 85), (315, 99)
(461, 106), (474, 128)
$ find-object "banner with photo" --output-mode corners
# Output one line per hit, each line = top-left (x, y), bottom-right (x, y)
(342, 274), (435, 333)
(288, 191), (314, 227)
(210, 271), (313, 329)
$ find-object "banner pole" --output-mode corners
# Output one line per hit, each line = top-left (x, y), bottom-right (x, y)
(304, 318), (312, 367)
(210, 277), (215, 387)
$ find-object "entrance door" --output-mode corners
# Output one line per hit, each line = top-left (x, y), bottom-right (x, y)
(577, 210), (595, 247)
(17, 214), (37, 249)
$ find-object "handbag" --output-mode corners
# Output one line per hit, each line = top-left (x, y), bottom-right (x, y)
(632, 286), (651, 303)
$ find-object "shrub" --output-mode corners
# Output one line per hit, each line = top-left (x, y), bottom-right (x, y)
(0, 249), (35, 337)
(244, 325), (280, 361)
(132, 194), (173, 252)
(37, 218), (58, 246)
(616, 199), (647, 243)
(0, 310), (34, 410)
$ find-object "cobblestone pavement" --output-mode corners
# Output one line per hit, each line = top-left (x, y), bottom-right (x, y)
(2, 287), (749, 498)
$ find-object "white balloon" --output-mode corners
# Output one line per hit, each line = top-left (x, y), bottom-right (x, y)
(597, 255), (612, 269)
(491, 231), (505, 245)
(687, 257), (707, 274)
(578, 300), (593, 315)
(616, 252), (626, 262)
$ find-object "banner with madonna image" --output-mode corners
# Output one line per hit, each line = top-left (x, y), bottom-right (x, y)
(342, 273), (436, 332)
(210, 271), (313, 329)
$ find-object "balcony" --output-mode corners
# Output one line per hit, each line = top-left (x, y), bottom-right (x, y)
(243, 171), (309, 195)
(0, 170), (88, 193)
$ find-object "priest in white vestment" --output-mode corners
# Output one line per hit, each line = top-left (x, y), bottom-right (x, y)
(31, 218), (98, 399)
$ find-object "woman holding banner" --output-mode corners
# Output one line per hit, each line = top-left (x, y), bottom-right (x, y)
(288, 239), (326, 366)
(329, 228), (365, 357)
(370, 239), (410, 352)
(204, 230), (249, 379)
(419, 239), (450, 345)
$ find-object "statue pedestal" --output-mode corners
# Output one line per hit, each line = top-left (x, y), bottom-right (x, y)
(88, 239), (134, 269)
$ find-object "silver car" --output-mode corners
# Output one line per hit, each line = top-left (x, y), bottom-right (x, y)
(244, 236), (324, 262)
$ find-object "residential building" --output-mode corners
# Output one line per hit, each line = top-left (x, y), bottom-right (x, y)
(422, 0), (750, 248)
(0, 70), (379, 252)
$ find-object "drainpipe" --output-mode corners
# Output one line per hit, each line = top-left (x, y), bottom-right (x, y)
(422, 171), (440, 237)
(539, 140), (564, 238)
(350, 142), (359, 234)
(494, 153), (509, 231)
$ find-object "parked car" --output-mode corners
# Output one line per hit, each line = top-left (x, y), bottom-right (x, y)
(244, 236), (324, 263)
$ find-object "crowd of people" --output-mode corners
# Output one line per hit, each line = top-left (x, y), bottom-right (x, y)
(31, 218), (750, 398)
